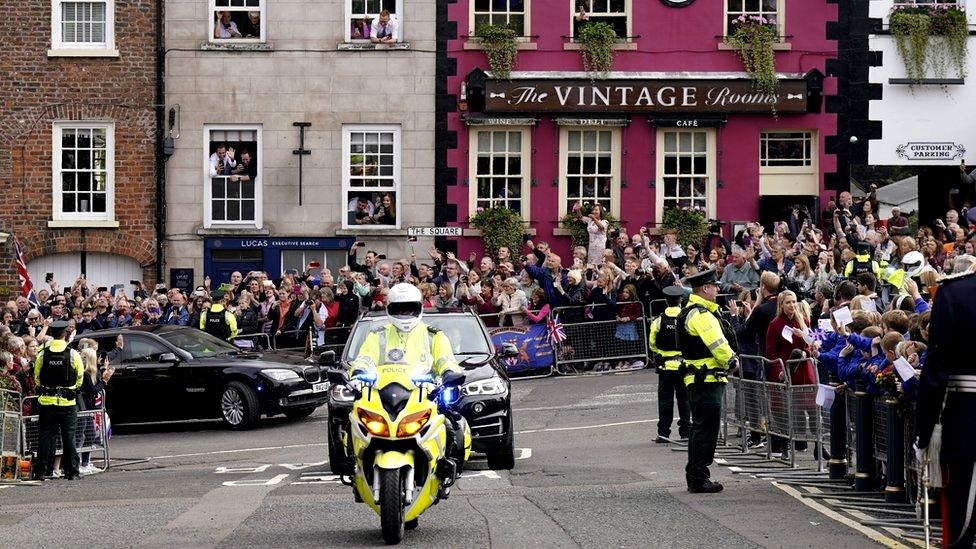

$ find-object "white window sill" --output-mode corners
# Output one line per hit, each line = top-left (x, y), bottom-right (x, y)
(563, 41), (637, 51)
(717, 42), (792, 51)
(337, 42), (411, 51)
(463, 228), (536, 237)
(47, 220), (119, 229)
(200, 42), (273, 52)
(335, 228), (409, 237)
(47, 48), (120, 58)
(464, 40), (538, 51)
(196, 226), (269, 236)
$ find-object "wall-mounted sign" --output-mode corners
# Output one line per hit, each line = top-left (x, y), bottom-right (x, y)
(170, 268), (194, 294)
(483, 78), (808, 114)
(895, 142), (966, 161)
(408, 227), (462, 237)
(651, 115), (727, 128)
(660, 0), (696, 6)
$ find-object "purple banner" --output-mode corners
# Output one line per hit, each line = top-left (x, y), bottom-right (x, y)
(488, 323), (554, 374)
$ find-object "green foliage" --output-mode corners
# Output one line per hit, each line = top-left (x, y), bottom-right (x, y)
(559, 205), (621, 248)
(725, 16), (778, 95)
(475, 24), (519, 79)
(661, 208), (709, 248)
(470, 206), (525, 257)
(578, 22), (617, 76)
(890, 6), (968, 84)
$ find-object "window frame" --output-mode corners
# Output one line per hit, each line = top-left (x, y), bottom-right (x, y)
(50, 0), (116, 51)
(341, 124), (402, 230)
(468, 126), (532, 222)
(470, 0), (531, 38)
(557, 126), (622, 219)
(344, 0), (404, 43)
(569, 0), (632, 41)
(203, 124), (263, 229)
(208, 0), (267, 45)
(759, 130), (817, 173)
(654, 128), (717, 224)
(723, 0), (785, 40)
(52, 121), (115, 223)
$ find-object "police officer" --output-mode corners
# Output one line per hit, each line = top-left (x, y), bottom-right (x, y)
(33, 320), (84, 480)
(649, 286), (690, 443)
(844, 241), (881, 279)
(349, 283), (467, 479)
(199, 288), (238, 341)
(915, 269), (976, 548)
(677, 269), (736, 494)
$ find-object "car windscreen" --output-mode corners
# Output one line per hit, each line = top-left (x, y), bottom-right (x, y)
(344, 316), (493, 360)
(158, 329), (239, 359)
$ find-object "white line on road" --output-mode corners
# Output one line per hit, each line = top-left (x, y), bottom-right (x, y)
(772, 482), (910, 549)
(515, 418), (656, 435)
(148, 442), (327, 460)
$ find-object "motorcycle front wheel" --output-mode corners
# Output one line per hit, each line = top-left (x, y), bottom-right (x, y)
(379, 468), (405, 545)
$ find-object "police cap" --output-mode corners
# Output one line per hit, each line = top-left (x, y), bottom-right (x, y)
(48, 320), (70, 338)
(663, 286), (685, 298)
(685, 268), (718, 289)
(210, 290), (228, 301)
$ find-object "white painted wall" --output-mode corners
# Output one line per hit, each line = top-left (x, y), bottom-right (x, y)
(868, 1), (976, 166)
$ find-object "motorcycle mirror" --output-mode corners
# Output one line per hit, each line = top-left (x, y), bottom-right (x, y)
(318, 350), (336, 366)
(501, 343), (519, 358)
(325, 367), (347, 385)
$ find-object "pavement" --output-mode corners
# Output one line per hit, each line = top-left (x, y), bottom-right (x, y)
(0, 370), (892, 548)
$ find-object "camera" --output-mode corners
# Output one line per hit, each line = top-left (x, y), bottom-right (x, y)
(45, 272), (54, 282)
(356, 242), (367, 248)
(460, 275), (468, 283)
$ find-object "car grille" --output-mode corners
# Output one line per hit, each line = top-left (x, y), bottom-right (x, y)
(471, 417), (504, 438)
(301, 366), (321, 384)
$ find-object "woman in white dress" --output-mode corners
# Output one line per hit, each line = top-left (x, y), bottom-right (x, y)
(576, 201), (608, 266)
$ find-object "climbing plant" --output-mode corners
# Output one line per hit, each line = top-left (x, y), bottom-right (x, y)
(475, 24), (519, 79)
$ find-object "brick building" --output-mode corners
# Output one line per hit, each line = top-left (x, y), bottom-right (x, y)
(0, 0), (160, 298)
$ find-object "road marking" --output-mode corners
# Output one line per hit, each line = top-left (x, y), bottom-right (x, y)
(149, 442), (327, 460)
(222, 474), (290, 487)
(516, 418), (656, 435)
(772, 482), (911, 549)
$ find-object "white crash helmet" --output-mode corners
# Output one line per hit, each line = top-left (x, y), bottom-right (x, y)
(387, 283), (424, 333)
(901, 250), (925, 277)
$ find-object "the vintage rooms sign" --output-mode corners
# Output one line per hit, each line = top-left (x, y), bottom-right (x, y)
(484, 78), (809, 114)
(895, 142), (966, 161)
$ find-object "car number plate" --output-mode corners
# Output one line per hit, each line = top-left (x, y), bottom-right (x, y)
(312, 382), (328, 393)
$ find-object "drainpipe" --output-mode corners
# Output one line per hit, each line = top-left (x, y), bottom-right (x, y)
(154, 0), (166, 285)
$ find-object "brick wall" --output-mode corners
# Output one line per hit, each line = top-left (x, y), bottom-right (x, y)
(0, 0), (159, 299)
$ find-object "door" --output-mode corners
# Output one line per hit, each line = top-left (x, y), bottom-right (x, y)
(27, 252), (142, 296)
(210, 249), (264, 287)
(115, 336), (179, 422)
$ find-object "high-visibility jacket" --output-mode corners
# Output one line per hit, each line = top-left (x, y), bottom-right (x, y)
(649, 306), (683, 371)
(844, 253), (881, 279)
(33, 339), (84, 407)
(200, 304), (238, 340)
(677, 294), (736, 386)
(349, 322), (460, 377)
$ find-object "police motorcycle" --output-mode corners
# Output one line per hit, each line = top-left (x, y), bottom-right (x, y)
(326, 362), (472, 545)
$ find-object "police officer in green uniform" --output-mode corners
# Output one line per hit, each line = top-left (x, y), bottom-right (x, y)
(649, 286), (690, 443)
(200, 288), (238, 341)
(33, 320), (84, 480)
(844, 241), (881, 279)
(677, 269), (736, 494)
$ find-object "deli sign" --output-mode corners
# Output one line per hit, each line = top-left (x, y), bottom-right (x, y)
(484, 78), (809, 114)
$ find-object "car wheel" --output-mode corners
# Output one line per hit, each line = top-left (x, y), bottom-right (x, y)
(487, 418), (516, 471)
(284, 407), (316, 420)
(221, 381), (260, 430)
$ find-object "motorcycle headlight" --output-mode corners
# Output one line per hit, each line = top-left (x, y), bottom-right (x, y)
(357, 408), (389, 437)
(396, 409), (431, 438)
(461, 377), (507, 396)
(261, 369), (301, 382)
(330, 384), (355, 402)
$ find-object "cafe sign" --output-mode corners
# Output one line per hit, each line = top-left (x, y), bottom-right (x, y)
(484, 78), (809, 114)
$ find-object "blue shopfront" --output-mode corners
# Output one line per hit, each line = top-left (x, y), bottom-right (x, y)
(203, 237), (354, 284)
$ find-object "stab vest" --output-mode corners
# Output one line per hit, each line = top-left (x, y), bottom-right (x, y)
(205, 308), (231, 340)
(39, 345), (76, 388)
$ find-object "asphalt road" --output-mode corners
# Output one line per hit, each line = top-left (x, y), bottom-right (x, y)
(0, 370), (888, 548)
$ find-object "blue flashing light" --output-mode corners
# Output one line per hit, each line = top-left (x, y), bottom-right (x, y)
(439, 386), (458, 406)
(411, 374), (434, 385)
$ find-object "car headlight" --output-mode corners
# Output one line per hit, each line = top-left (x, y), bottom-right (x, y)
(461, 377), (507, 396)
(357, 408), (389, 437)
(261, 369), (301, 382)
(330, 384), (355, 402)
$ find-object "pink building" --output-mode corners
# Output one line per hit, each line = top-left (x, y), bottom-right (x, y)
(438, 0), (839, 258)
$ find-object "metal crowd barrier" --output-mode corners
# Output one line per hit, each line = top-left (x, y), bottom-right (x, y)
(230, 332), (272, 350)
(21, 395), (110, 474)
(551, 302), (649, 376)
(0, 389), (22, 478)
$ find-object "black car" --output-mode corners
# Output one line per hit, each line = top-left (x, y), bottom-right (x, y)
(75, 325), (329, 429)
(321, 309), (516, 471)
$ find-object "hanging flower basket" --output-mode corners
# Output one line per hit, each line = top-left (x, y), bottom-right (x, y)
(724, 14), (779, 95)
(475, 24), (519, 79)
(577, 21), (617, 76)
(889, 4), (968, 84)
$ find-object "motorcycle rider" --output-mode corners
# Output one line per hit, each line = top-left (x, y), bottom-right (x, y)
(348, 283), (467, 481)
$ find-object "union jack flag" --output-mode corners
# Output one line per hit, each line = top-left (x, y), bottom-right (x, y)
(546, 314), (566, 347)
(12, 236), (39, 308)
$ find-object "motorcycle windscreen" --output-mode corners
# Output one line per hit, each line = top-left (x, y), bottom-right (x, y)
(379, 383), (412, 420)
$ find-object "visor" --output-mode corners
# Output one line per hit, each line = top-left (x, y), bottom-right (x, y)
(387, 301), (422, 318)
